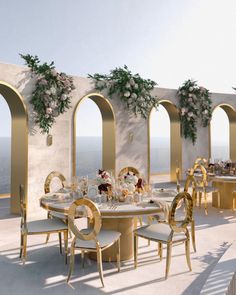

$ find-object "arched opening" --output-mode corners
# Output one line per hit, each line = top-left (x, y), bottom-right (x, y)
(0, 81), (28, 214)
(210, 104), (236, 161)
(0, 94), (11, 198)
(149, 104), (170, 182)
(148, 100), (182, 183)
(73, 93), (115, 178)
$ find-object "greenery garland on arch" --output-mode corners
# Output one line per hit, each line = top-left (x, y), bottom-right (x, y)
(88, 65), (159, 119)
(178, 79), (212, 144)
(20, 54), (75, 134)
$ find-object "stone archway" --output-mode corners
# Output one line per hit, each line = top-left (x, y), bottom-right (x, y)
(148, 100), (182, 182)
(0, 81), (28, 214)
(73, 93), (116, 177)
(210, 104), (236, 161)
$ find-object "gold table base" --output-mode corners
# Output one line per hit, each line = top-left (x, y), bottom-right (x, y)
(212, 180), (236, 209)
(89, 217), (134, 262)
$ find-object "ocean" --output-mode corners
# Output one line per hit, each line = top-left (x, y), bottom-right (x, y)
(0, 137), (229, 194)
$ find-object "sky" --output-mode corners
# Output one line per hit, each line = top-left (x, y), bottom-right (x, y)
(0, 0), (236, 139)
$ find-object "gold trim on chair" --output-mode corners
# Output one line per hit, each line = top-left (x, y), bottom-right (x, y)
(134, 192), (193, 279)
(44, 171), (66, 194)
(118, 167), (140, 179)
(67, 198), (121, 287)
(19, 185), (68, 264)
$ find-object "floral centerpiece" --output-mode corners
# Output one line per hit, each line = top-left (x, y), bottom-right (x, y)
(88, 65), (159, 119)
(120, 172), (139, 193)
(96, 170), (113, 193)
(178, 79), (212, 144)
(20, 54), (75, 134)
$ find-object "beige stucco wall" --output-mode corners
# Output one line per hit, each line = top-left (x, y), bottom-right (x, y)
(0, 62), (236, 214)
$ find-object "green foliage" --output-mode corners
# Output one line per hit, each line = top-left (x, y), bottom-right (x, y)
(88, 65), (158, 119)
(20, 54), (75, 134)
(178, 79), (212, 144)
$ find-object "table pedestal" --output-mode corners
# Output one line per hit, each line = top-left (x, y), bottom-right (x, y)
(89, 217), (134, 262)
(212, 180), (236, 209)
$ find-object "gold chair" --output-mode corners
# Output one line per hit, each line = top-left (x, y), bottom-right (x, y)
(118, 167), (140, 179)
(44, 171), (67, 243)
(19, 184), (68, 264)
(67, 198), (121, 287)
(134, 191), (193, 279)
(191, 163), (219, 214)
(44, 171), (66, 194)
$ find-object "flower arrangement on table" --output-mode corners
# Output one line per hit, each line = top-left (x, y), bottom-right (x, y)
(120, 172), (145, 193)
(88, 65), (159, 119)
(96, 170), (113, 194)
(20, 54), (75, 134)
(178, 79), (212, 144)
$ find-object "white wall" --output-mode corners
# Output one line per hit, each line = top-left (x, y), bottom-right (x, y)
(0, 62), (236, 214)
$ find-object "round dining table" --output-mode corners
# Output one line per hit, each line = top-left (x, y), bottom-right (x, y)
(40, 193), (164, 261)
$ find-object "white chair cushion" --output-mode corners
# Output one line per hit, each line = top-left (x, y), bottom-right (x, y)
(50, 211), (67, 220)
(195, 186), (218, 193)
(27, 218), (67, 234)
(134, 223), (187, 243)
(75, 229), (121, 249)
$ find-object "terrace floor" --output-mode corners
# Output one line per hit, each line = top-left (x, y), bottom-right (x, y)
(0, 197), (236, 295)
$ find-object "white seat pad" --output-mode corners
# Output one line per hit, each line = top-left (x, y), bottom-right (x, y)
(75, 229), (121, 249)
(27, 218), (67, 234)
(134, 223), (186, 242)
(195, 186), (218, 193)
(50, 211), (67, 220)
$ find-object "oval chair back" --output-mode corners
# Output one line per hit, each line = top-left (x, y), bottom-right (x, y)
(68, 198), (102, 242)
(118, 167), (140, 179)
(168, 192), (193, 234)
(194, 157), (208, 168)
(44, 171), (66, 193)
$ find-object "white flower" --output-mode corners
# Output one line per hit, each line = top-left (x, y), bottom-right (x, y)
(51, 69), (57, 77)
(61, 94), (67, 101)
(46, 107), (53, 114)
(188, 112), (194, 117)
(134, 83), (139, 89)
(130, 78), (135, 86)
(131, 93), (137, 99)
(189, 87), (193, 92)
(181, 91), (186, 95)
(97, 81), (105, 88)
(124, 91), (131, 97)
(50, 101), (57, 109)
(203, 109), (208, 114)
(50, 87), (57, 95)
(125, 82), (131, 89)
(45, 90), (51, 95)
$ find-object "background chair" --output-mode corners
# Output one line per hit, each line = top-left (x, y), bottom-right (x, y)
(134, 191), (193, 279)
(192, 162), (219, 214)
(118, 167), (140, 179)
(19, 184), (68, 264)
(44, 171), (67, 243)
(67, 198), (121, 287)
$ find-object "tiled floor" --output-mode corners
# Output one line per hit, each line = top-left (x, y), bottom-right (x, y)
(0, 197), (236, 294)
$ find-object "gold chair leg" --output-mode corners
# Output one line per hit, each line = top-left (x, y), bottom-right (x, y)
(165, 242), (172, 280)
(134, 218), (138, 230)
(134, 235), (138, 268)
(191, 219), (196, 252)
(97, 247), (104, 288)
(59, 232), (62, 254)
(204, 192), (208, 215)
(45, 234), (50, 244)
(67, 241), (75, 283)
(185, 239), (192, 271)
(117, 238), (120, 272)
(22, 234), (27, 264)
(199, 192), (202, 207)
(158, 242), (163, 260)
(20, 232), (23, 258)
(81, 250), (85, 268)
(64, 231), (68, 264)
